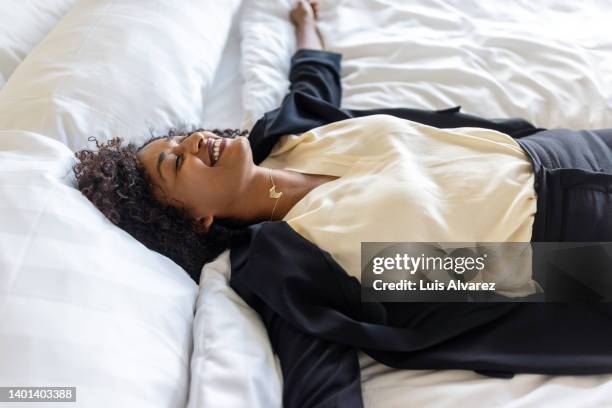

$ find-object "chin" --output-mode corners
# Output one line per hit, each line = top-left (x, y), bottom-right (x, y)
(236, 136), (253, 163)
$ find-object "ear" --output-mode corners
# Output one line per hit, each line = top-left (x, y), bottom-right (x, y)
(195, 215), (214, 234)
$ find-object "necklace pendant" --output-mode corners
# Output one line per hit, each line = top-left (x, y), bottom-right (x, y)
(269, 185), (283, 199)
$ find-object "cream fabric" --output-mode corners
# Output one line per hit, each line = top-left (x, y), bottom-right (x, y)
(261, 114), (539, 295)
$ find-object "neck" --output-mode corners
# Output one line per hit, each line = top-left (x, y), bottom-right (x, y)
(223, 166), (335, 224)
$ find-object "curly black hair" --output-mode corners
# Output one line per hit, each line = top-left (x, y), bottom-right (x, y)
(73, 128), (249, 282)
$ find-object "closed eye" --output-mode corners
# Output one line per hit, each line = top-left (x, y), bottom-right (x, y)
(173, 135), (189, 172)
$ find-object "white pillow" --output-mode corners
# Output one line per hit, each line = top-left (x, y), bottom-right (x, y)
(240, 0), (295, 129)
(188, 250), (282, 408)
(0, 0), (242, 151)
(0, 130), (198, 407)
(0, 0), (78, 87)
(240, 0), (612, 129)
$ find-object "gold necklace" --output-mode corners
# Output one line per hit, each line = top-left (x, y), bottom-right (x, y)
(268, 168), (283, 220)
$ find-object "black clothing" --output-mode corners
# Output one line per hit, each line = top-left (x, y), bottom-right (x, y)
(517, 129), (612, 241)
(229, 49), (612, 408)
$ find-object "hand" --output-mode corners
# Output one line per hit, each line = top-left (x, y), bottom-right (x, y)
(290, 0), (320, 27)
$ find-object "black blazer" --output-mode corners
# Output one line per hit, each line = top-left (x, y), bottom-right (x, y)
(229, 49), (612, 408)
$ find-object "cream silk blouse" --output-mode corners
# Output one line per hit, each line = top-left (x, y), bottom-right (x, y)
(260, 114), (540, 296)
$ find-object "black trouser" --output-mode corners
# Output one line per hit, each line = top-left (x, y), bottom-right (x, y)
(517, 128), (612, 242)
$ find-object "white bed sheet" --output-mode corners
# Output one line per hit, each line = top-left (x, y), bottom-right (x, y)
(318, 0), (612, 129)
(359, 354), (612, 408)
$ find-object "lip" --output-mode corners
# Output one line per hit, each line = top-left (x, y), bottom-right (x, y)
(218, 138), (227, 164)
(206, 138), (214, 166)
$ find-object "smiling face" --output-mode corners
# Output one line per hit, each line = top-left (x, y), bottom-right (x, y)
(137, 131), (254, 231)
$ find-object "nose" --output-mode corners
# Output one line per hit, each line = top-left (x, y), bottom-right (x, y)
(175, 131), (221, 166)
(190, 132), (219, 149)
(190, 132), (204, 155)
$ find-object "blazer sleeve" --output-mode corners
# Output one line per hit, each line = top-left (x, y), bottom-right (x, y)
(230, 223), (364, 408)
(248, 49), (352, 164)
(288, 48), (343, 107)
(255, 300), (363, 408)
(246, 49), (544, 165)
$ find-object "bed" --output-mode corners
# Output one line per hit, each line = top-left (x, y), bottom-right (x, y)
(1, 0), (611, 407)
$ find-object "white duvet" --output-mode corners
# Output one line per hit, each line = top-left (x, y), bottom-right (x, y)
(243, 0), (612, 130)
(321, 0), (612, 130)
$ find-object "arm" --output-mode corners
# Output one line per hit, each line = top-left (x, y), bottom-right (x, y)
(247, 1), (347, 163)
(288, 0), (341, 102)
(230, 223), (365, 408)
(248, 45), (345, 164)
(295, 21), (324, 50)
(259, 303), (363, 408)
(290, 0), (324, 50)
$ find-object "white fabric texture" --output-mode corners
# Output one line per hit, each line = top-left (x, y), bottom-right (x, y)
(201, 1), (246, 131)
(358, 353), (612, 408)
(235, 0), (612, 406)
(188, 251), (282, 408)
(242, 0), (612, 130)
(0, 0), (242, 151)
(0, 130), (198, 407)
(240, 0), (295, 129)
(0, 0), (78, 87)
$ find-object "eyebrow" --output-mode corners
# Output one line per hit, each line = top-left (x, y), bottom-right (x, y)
(157, 151), (167, 181)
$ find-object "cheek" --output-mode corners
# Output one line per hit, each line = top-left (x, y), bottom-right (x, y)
(177, 171), (205, 201)
(175, 167), (225, 210)
(177, 152), (250, 211)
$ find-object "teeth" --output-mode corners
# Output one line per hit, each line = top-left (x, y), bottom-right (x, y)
(212, 139), (221, 162)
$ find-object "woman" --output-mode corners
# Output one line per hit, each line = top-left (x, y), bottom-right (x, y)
(75, 1), (612, 406)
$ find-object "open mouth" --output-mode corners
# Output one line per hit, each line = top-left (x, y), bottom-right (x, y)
(205, 138), (226, 166)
